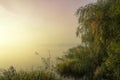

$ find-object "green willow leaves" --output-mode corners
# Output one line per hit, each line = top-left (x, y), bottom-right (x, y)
(56, 0), (120, 80)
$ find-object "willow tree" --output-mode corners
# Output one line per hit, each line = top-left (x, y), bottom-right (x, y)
(76, 0), (120, 79)
(56, 0), (120, 80)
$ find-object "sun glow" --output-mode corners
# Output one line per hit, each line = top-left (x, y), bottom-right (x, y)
(0, 26), (19, 45)
(0, 0), (83, 69)
(0, 6), (27, 45)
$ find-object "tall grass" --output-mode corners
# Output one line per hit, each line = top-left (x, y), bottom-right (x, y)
(0, 66), (62, 80)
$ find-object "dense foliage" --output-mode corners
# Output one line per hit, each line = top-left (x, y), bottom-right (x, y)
(56, 0), (120, 80)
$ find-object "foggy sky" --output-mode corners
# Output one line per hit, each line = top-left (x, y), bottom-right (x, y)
(0, 0), (96, 69)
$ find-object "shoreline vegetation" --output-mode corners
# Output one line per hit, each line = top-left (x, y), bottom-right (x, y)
(0, 0), (120, 80)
